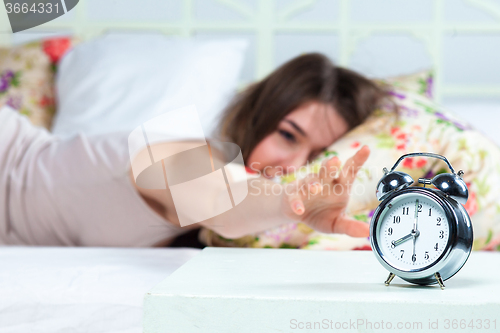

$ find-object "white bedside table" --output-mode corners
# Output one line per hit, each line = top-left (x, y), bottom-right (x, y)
(144, 247), (500, 333)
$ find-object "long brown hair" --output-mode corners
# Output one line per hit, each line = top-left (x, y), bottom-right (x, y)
(218, 53), (392, 161)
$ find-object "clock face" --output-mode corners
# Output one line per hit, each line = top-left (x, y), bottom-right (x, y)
(375, 193), (451, 272)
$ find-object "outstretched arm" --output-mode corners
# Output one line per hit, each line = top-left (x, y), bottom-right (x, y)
(130, 141), (370, 239)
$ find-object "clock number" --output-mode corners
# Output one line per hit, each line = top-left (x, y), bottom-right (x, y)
(418, 204), (422, 212)
(439, 230), (444, 239)
(400, 249), (404, 258)
(436, 217), (441, 226)
(391, 241), (396, 249)
(393, 216), (401, 224)
(387, 227), (393, 236)
(429, 208), (432, 216)
(424, 251), (429, 260)
(402, 207), (409, 215)
(434, 243), (439, 251)
(412, 254), (416, 262)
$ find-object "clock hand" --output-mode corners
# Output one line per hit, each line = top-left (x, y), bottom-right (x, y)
(412, 236), (416, 263)
(391, 200), (422, 249)
(413, 199), (419, 234)
(391, 233), (413, 247)
(412, 199), (419, 263)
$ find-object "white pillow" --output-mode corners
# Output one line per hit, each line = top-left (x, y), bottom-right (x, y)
(52, 33), (248, 138)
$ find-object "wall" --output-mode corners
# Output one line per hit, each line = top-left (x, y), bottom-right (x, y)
(1, 0), (499, 142)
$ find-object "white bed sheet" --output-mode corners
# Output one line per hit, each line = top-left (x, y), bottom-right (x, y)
(0, 246), (201, 333)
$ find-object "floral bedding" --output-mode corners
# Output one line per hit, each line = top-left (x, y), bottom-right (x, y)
(199, 73), (500, 252)
(0, 37), (76, 129)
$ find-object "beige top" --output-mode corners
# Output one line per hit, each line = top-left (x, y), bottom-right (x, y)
(0, 106), (186, 246)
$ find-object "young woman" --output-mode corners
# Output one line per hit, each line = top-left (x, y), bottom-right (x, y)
(0, 53), (390, 247)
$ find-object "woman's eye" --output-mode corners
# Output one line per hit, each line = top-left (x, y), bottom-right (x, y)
(279, 130), (296, 143)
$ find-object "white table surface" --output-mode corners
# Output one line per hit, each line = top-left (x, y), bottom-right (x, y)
(0, 246), (201, 333)
(144, 247), (500, 333)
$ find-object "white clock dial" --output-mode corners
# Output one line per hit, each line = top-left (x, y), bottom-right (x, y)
(376, 194), (450, 271)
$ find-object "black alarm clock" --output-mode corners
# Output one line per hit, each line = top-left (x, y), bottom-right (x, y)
(370, 152), (473, 289)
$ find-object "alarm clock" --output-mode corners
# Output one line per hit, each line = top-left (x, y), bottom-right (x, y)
(370, 152), (473, 289)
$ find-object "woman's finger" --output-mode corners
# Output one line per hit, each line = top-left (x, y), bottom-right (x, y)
(337, 145), (370, 186)
(286, 181), (305, 215)
(331, 215), (370, 238)
(303, 174), (322, 195)
(319, 156), (341, 184)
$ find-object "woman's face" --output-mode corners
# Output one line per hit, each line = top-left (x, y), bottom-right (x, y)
(247, 100), (349, 178)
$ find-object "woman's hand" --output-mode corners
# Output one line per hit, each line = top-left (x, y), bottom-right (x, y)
(282, 145), (371, 237)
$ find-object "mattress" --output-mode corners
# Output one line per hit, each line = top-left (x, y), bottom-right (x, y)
(0, 246), (201, 333)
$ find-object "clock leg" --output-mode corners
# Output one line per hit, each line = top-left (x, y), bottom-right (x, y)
(435, 272), (445, 290)
(384, 272), (396, 286)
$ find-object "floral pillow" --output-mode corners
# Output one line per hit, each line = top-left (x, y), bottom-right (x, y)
(0, 37), (77, 129)
(376, 69), (434, 100)
(199, 87), (500, 252)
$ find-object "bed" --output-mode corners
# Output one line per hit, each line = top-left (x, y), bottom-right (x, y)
(0, 247), (200, 333)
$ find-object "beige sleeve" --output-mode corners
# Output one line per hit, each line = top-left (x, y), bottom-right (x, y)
(0, 106), (186, 246)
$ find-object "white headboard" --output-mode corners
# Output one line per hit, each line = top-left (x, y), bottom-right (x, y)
(1, 0), (500, 103)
